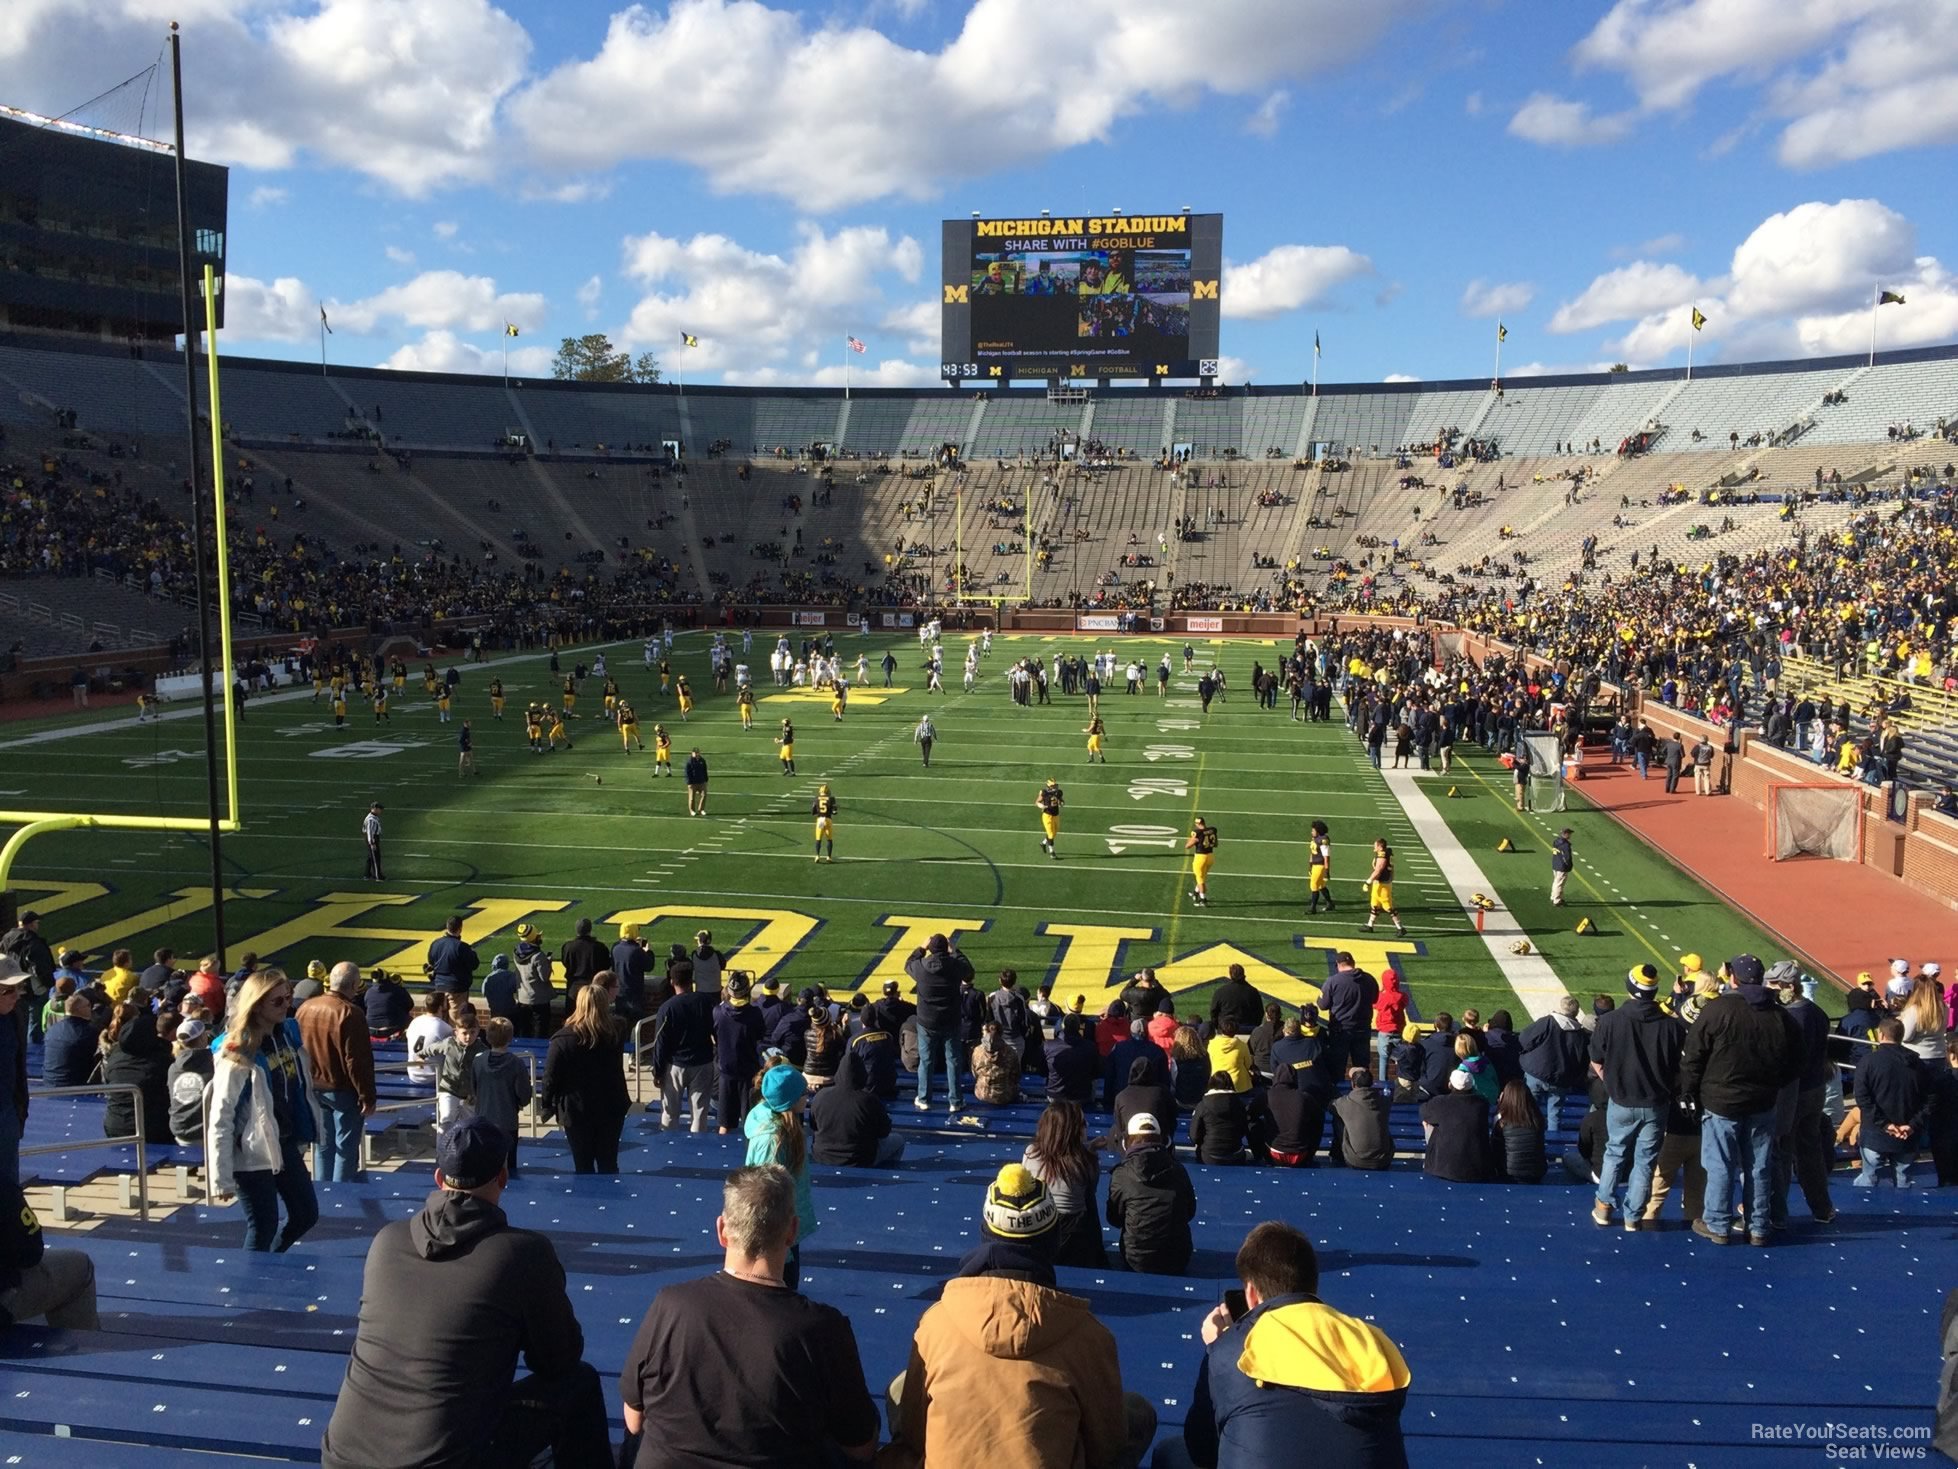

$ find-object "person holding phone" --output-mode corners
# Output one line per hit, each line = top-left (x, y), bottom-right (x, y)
(1153, 1222), (1410, 1469)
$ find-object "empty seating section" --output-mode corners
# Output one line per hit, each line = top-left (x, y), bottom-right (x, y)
(1561, 374), (1679, 451)
(1806, 356), (1958, 443)
(1482, 382), (1603, 455)
(1310, 389), (1417, 456)
(838, 398), (914, 455)
(0, 344), (185, 438)
(360, 376), (513, 448)
(1667, 366), (1845, 445)
(1400, 387), (1491, 447)
(1085, 396), (1166, 457)
(516, 383), (682, 452)
(204, 362), (357, 441)
(751, 395), (841, 452)
(679, 396), (757, 455)
(1167, 397), (1238, 455)
(896, 397), (973, 455)
(968, 395), (1086, 457)
(1240, 394), (1308, 457)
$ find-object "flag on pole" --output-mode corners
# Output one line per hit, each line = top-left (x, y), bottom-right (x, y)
(1690, 307), (1707, 331)
(1878, 290), (1906, 306)
(1313, 331), (1321, 356)
(847, 335), (866, 354)
(1497, 322), (1507, 343)
(681, 331), (699, 348)
(504, 322), (520, 338)
(320, 306), (332, 335)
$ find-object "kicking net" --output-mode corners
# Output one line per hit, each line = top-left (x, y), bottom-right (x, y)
(1764, 782), (1862, 861)
(1522, 731), (1565, 812)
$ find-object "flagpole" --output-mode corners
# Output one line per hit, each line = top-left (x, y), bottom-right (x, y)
(1311, 337), (1319, 398)
(320, 308), (326, 378)
(1494, 325), (1503, 388)
(1869, 284), (1878, 368)
(1686, 303), (1695, 383)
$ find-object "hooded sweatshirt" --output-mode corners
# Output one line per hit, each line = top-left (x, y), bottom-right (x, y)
(891, 1273), (1132, 1469)
(1105, 1142), (1197, 1275)
(1372, 973), (1407, 1037)
(1678, 986), (1802, 1118)
(1589, 994), (1684, 1110)
(809, 1053), (893, 1166)
(319, 1189), (585, 1469)
(1178, 1294), (1410, 1469)
(1518, 1011), (1589, 1090)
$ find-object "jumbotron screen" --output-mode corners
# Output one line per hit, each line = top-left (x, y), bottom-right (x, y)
(940, 212), (1222, 382)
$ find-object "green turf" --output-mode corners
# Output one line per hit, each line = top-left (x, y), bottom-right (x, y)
(0, 631), (1770, 1026)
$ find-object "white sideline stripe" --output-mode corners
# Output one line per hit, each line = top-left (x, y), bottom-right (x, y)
(1379, 768), (1570, 1020)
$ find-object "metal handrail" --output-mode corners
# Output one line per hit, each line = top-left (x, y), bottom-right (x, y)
(24, 1084), (150, 1221)
(631, 1014), (658, 1107)
(383, 1051), (542, 1137)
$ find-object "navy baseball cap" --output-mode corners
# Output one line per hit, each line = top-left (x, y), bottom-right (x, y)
(436, 1117), (510, 1190)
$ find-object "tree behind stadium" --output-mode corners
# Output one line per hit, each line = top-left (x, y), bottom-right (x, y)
(551, 334), (661, 383)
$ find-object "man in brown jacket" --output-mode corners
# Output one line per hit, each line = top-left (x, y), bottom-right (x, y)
(883, 1164), (1155, 1469)
(298, 962), (376, 1182)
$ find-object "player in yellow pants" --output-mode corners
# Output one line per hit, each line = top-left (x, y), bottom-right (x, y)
(652, 724), (672, 775)
(561, 675), (578, 719)
(778, 719), (796, 776)
(525, 703), (544, 753)
(488, 678), (505, 720)
(1186, 816), (1217, 906)
(548, 710), (573, 751)
(1363, 837), (1406, 936)
(1035, 779), (1063, 858)
(738, 684), (755, 730)
(617, 701), (643, 752)
(811, 784), (837, 862)
(1306, 819), (1335, 914)
(676, 677), (694, 721)
(1083, 715), (1106, 763)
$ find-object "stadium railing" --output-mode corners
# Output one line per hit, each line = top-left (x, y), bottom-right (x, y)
(25, 1084), (152, 1221)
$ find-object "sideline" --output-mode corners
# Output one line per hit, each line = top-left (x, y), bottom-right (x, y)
(1378, 767), (1571, 1021)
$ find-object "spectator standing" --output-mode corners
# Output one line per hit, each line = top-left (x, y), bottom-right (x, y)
(1372, 969), (1407, 1082)
(427, 916), (480, 997)
(296, 962), (375, 1182)
(1690, 732), (1716, 795)
(1661, 731), (1686, 794)
(744, 1065), (817, 1287)
(884, 1164), (1156, 1469)
(541, 984), (631, 1174)
(1854, 1019), (1929, 1187)
(511, 925), (555, 1036)
(405, 992), (452, 1085)
(470, 1019), (533, 1177)
(558, 917), (608, 1015)
(1319, 953), (1379, 1073)
(1209, 964), (1266, 1036)
(1106, 1114), (1197, 1275)
(651, 970), (716, 1132)
(907, 934), (974, 1112)
(1155, 1222), (1409, 1469)
(713, 977), (766, 1134)
(319, 1119), (609, 1469)
(610, 923), (651, 1024)
(1767, 963), (1836, 1227)
(206, 970), (319, 1253)
(618, 1166), (879, 1468)
(1, 914), (55, 1043)
(1518, 997), (1587, 1133)
(1589, 965), (1684, 1232)
(1678, 954), (1803, 1246)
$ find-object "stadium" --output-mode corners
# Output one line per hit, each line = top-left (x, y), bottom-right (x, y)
(1, 8), (1957, 1468)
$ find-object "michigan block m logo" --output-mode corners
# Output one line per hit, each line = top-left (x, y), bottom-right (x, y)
(1191, 280), (1218, 300)
(944, 285), (969, 304)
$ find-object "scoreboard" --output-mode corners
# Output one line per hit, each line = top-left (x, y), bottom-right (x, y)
(940, 212), (1222, 383)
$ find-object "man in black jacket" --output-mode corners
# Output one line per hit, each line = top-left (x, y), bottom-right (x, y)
(320, 1119), (608, 1469)
(1416, 1013), (1459, 1098)
(1588, 966), (1684, 1232)
(558, 917), (610, 1013)
(906, 934), (974, 1112)
(1678, 954), (1803, 1246)
(652, 971), (718, 1133)
(1106, 1115), (1197, 1275)
(0, 913), (55, 1043)
(868, 978), (916, 1038)
(1519, 995), (1589, 1133)
(426, 916), (480, 997)
(1316, 953), (1378, 1072)
(1855, 1019), (1929, 1188)
(1766, 962), (1836, 1227)
(809, 1052), (903, 1167)
(1208, 964), (1265, 1037)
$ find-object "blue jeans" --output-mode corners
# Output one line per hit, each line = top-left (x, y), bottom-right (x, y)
(915, 1030), (963, 1107)
(1634, 751), (1648, 779)
(1372, 1033), (1393, 1083)
(1855, 1148), (1912, 1187)
(1701, 1107), (1776, 1237)
(236, 1139), (321, 1252)
(1524, 1074), (1564, 1135)
(313, 1087), (365, 1182)
(1595, 1102), (1663, 1215)
(1367, 745), (1382, 768)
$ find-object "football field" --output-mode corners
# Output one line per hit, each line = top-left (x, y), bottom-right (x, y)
(2, 631), (1801, 1023)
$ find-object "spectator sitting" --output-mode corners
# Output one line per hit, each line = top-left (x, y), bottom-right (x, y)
(1170, 1024), (1211, 1110)
(1453, 1033), (1498, 1105)
(1420, 1070), (1495, 1183)
(1247, 1001), (1283, 1079)
(883, 1164), (1156, 1469)
(972, 1021), (1021, 1105)
(1564, 1076), (1610, 1183)
(1023, 1100), (1107, 1268)
(1191, 1071), (1252, 1165)
(319, 1118), (610, 1469)
(1265, 1054), (1329, 1168)
(618, 1163), (878, 1466)
(1518, 995), (1588, 1132)
(1154, 1222), (1409, 1469)
(1208, 1016), (1254, 1094)
(1103, 1018), (1167, 1111)
(1106, 1113), (1197, 1275)
(0, 1169), (99, 1330)
(1330, 1067), (1393, 1170)
(99, 1002), (172, 1144)
(1416, 1014), (1458, 1097)
(363, 967), (412, 1039)
(1094, 998), (1130, 1057)
(1044, 1016), (1098, 1105)
(1494, 1078), (1547, 1183)
(810, 1051), (904, 1168)
(847, 1008), (900, 1101)
(1146, 998), (1180, 1060)
(1113, 1054), (1179, 1146)
(41, 995), (98, 1087)
(1481, 1009), (1523, 1085)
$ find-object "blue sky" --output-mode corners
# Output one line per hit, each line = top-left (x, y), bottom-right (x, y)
(5, 0), (1954, 385)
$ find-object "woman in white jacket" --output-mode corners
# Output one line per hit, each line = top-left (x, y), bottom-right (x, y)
(206, 969), (320, 1252)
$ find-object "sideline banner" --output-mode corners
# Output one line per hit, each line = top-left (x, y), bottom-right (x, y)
(795, 612), (827, 626)
(1186, 616), (1223, 633)
(1077, 614), (1123, 631)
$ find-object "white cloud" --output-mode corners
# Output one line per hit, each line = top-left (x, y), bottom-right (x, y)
(1548, 261), (1703, 333)
(1222, 244), (1373, 321)
(246, 185), (289, 209)
(1571, 0), (1859, 112)
(731, 358), (941, 389)
(1210, 355), (1253, 385)
(614, 222), (933, 384)
(380, 330), (553, 375)
(1463, 90), (1484, 117)
(1460, 279), (1535, 318)
(384, 245), (417, 266)
(576, 275), (604, 320)
(432, 221), (460, 240)
(1507, 92), (1634, 146)
(1383, 373), (1421, 383)
(1603, 304), (1722, 364)
(1244, 89), (1290, 138)
(325, 269), (545, 336)
(224, 274), (317, 342)
(1610, 232), (1684, 260)
(510, 0), (1424, 206)
(1788, 264), (1958, 356)
(1724, 199), (1914, 318)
